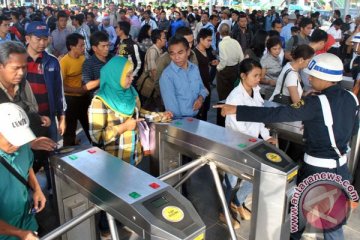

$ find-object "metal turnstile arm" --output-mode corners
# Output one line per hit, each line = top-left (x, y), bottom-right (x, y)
(158, 157), (207, 181)
(209, 162), (238, 240)
(107, 213), (120, 240)
(40, 206), (101, 240)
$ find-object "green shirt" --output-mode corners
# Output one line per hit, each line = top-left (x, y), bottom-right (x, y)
(0, 144), (38, 240)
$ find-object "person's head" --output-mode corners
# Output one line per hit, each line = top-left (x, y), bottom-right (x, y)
(43, 6), (53, 17)
(291, 26), (300, 36)
(0, 103), (36, 152)
(90, 31), (110, 59)
(288, 13), (297, 23)
(71, 14), (84, 27)
(282, 13), (289, 25)
(87, 12), (95, 23)
(209, 14), (218, 26)
(151, 29), (166, 48)
(160, 10), (166, 20)
(272, 19), (282, 33)
(0, 15), (10, 37)
(222, 9), (230, 19)
(138, 24), (152, 43)
(309, 29), (328, 51)
(197, 28), (212, 49)
(266, 36), (282, 58)
(25, 21), (50, 54)
(239, 58), (262, 88)
(219, 23), (230, 37)
(291, 44), (315, 69)
(10, 11), (19, 23)
(351, 32), (360, 55)
(127, 8), (134, 17)
(28, 6), (35, 14)
(238, 13), (247, 29)
(143, 10), (151, 20)
(332, 18), (342, 31)
(57, 10), (68, 29)
(299, 17), (313, 36)
(109, 2), (115, 11)
(102, 15), (110, 26)
(116, 21), (131, 38)
(174, 11), (181, 20)
(201, 12), (209, 24)
(168, 36), (190, 69)
(333, 9), (341, 19)
(345, 14), (352, 23)
(66, 33), (85, 56)
(0, 41), (27, 88)
(175, 26), (194, 49)
(306, 53), (342, 91)
(231, 10), (239, 22)
(248, 30), (266, 57)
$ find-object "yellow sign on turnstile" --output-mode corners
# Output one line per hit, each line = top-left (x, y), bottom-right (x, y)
(194, 233), (205, 240)
(266, 152), (282, 163)
(162, 206), (184, 223)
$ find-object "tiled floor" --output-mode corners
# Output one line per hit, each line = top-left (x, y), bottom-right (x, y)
(36, 87), (360, 240)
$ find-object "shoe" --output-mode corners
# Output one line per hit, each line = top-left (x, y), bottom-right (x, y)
(237, 206), (251, 220)
(219, 213), (240, 229)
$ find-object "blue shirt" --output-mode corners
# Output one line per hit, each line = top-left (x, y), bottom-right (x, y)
(281, 23), (294, 42)
(160, 61), (208, 118)
(0, 33), (19, 43)
(170, 19), (186, 37)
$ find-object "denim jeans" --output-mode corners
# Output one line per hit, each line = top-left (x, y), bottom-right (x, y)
(224, 173), (253, 206)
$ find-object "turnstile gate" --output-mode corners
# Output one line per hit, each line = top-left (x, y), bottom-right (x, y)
(151, 118), (298, 240)
(46, 147), (205, 240)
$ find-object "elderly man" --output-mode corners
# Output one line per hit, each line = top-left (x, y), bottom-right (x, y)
(0, 103), (47, 240)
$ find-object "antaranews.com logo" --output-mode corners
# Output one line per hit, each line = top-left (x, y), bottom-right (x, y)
(290, 172), (359, 233)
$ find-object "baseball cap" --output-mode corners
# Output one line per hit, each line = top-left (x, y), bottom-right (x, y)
(26, 21), (49, 37)
(288, 13), (297, 20)
(304, 53), (343, 82)
(0, 103), (36, 147)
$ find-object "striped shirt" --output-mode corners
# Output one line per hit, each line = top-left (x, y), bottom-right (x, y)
(88, 96), (143, 166)
(82, 54), (112, 96)
(27, 54), (49, 116)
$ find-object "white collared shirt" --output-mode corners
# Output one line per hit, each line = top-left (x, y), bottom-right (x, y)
(225, 82), (270, 140)
(217, 36), (244, 71)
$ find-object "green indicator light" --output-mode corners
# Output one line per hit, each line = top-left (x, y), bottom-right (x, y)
(175, 121), (182, 126)
(237, 144), (247, 148)
(69, 155), (78, 160)
(129, 192), (141, 199)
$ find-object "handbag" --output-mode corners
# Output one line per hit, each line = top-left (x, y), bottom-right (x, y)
(136, 71), (155, 99)
(272, 68), (293, 105)
(0, 156), (30, 189)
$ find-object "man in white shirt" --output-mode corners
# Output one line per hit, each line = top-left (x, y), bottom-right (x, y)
(327, 19), (343, 56)
(216, 23), (244, 126)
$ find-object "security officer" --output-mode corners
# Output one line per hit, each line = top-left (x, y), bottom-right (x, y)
(214, 53), (359, 240)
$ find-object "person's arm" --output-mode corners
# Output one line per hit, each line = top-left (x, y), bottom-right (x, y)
(132, 44), (142, 77)
(28, 168), (46, 213)
(82, 60), (99, 91)
(216, 42), (227, 71)
(214, 94), (320, 123)
(0, 220), (38, 240)
(288, 86), (301, 103)
(24, 81), (39, 113)
(284, 37), (294, 61)
(159, 71), (182, 117)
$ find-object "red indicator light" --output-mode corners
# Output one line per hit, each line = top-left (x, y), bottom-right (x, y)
(149, 183), (160, 189)
(88, 149), (96, 154)
(248, 138), (257, 142)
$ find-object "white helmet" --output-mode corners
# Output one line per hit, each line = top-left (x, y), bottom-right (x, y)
(305, 53), (343, 82)
(352, 32), (360, 43)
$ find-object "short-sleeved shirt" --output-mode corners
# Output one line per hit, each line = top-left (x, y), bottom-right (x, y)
(285, 34), (310, 52)
(260, 53), (282, 81)
(0, 144), (38, 240)
(82, 54), (112, 96)
(269, 62), (303, 101)
(327, 26), (342, 48)
(60, 54), (85, 97)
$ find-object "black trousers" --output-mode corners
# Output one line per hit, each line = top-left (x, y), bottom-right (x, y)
(63, 95), (92, 146)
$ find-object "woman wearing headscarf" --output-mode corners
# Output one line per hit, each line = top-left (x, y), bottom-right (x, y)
(88, 56), (143, 165)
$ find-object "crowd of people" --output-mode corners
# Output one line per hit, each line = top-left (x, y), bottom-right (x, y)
(0, 2), (359, 240)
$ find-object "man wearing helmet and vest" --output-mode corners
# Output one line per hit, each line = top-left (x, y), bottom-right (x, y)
(215, 53), (359, 240)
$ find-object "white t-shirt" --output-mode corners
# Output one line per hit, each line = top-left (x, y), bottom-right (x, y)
(269, 62), (303, 101)
(225, 82), (270, 140)
(327, 26), (342, 48)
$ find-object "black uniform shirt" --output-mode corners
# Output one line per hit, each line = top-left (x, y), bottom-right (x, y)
(236, 84), (359, 159)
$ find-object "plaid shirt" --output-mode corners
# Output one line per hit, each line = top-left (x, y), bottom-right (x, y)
(88, 97), (142, 166)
